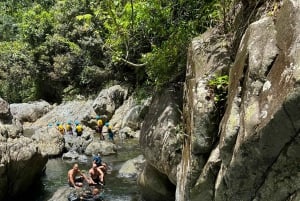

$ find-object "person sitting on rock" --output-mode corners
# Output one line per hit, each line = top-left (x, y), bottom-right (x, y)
(66, 120), (73, 135)
(89, 163), (104, 186)
(56, 122), (65, 135)
(74, 120), (83, 137)
(68, 163), (92, 189)
(95, 115), (104, 140)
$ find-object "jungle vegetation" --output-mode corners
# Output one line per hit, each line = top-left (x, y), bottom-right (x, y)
(0, 0), (231, 103)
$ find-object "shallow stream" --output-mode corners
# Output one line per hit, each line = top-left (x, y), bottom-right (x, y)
(25, 139), (142, 201)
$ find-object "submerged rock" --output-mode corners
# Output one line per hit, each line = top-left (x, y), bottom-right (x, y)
(118, 154), (145, 178)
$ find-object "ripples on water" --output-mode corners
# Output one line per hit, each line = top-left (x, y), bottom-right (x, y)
(26, 139), (142, 201)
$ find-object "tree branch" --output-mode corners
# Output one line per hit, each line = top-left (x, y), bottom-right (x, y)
(119, 57), (147, 67)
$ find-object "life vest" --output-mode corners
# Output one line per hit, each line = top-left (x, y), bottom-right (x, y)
(66, 124), (72, 131)
(97, 119), (103, 126)
(58, 125), (65, 134)
(76, 125), (83, 132)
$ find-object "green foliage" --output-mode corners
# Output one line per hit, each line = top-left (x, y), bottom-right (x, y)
(0, 0), (228, 103)
(207, 75), (228, 119)
(18, 4), (56, 46)
(133, 84), (152, 104)
(208, 75), (229, 104)
(0, 41), (37, 102)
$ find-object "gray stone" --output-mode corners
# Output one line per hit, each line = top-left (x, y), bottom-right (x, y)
(10, 100), (52, 123)
(137, 163), (176, 201)
(85, 140), (117, 156)
(140, 84), (183, 185)
(93, 85), (128, 119)
(0, 137), (47, 200)
(0, 97), (12, 123)
(118, 154), (145, 178)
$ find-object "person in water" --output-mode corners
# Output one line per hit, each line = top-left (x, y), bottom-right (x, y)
(89, 163), (104, 186)
(93, 155), (108, 174)
(79, 187), (104, 201)
(68, 163), (91, 189)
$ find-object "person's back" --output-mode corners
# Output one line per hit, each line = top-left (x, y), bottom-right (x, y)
(75, 121), (83, 136)
(107, 125), (114, 143)
(96, 116), (104, 140)
(66, 122), (73, 135)
(57, 122), (65, 134)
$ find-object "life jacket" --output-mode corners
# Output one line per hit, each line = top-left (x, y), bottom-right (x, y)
(76, 125), (83, 132)
(58, 125), (65, 134)
(66, 124), (72, 131)
(97, 119), (103, 126)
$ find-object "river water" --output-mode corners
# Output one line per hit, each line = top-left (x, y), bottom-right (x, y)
(26, 139), (142, 201)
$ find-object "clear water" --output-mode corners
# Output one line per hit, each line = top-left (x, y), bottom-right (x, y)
(26, 139), (142, 201)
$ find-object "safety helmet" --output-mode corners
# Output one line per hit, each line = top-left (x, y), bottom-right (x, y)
(96, 115), (100, 120)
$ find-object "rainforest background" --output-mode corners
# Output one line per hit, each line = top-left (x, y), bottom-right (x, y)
(0, 0), (230, 103)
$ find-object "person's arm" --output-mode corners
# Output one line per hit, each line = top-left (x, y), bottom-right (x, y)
(68, 171), (77, 188)
(88, 169), (97, 184)
(80, 171), (91, 184)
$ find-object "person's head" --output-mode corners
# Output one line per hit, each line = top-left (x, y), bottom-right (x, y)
(75, 120), (79, 125)
(67, 120), (72, 125)
(56, 122), (60, 126)
(96, 115), (100, 120)
(73, 163), (79, 172)
(92, 163), (97, 169)
(92, 188), (100, 195)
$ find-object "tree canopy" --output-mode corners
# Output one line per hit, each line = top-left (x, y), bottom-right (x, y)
(0, 0), (227, 103)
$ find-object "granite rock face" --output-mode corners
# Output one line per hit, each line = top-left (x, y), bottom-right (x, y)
(0, 98), (47, 201)
(178, 1), (300, 201)
(138, 83), (183, 200)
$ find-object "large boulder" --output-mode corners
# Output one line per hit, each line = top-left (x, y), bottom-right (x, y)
(10, 100), (52, 123)
(215, 3), (300, 200)
(63, 129), (93, 153)
(92, 85), (128, 119)
(85, 140), (117, 156)
(0, 97), (12, 123)
(0, 136), (47, 201)
(121, 105), (143, 131)
(108, 96), (137, 130)
(137, 163), (176, 201)
(31, 127), (65, 156)
(26, 100), (96, 132)
(139, 82), (183, 199)
(176, 26), (232, 200)
(179, 1), (300, 201)
(118, 154), (145, 178)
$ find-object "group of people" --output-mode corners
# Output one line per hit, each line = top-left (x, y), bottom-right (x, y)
(67, 156), (108, 200)
(56, 120), (83, 136)
(54, 115), (115, 143)
(95, 116), (115, 143)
